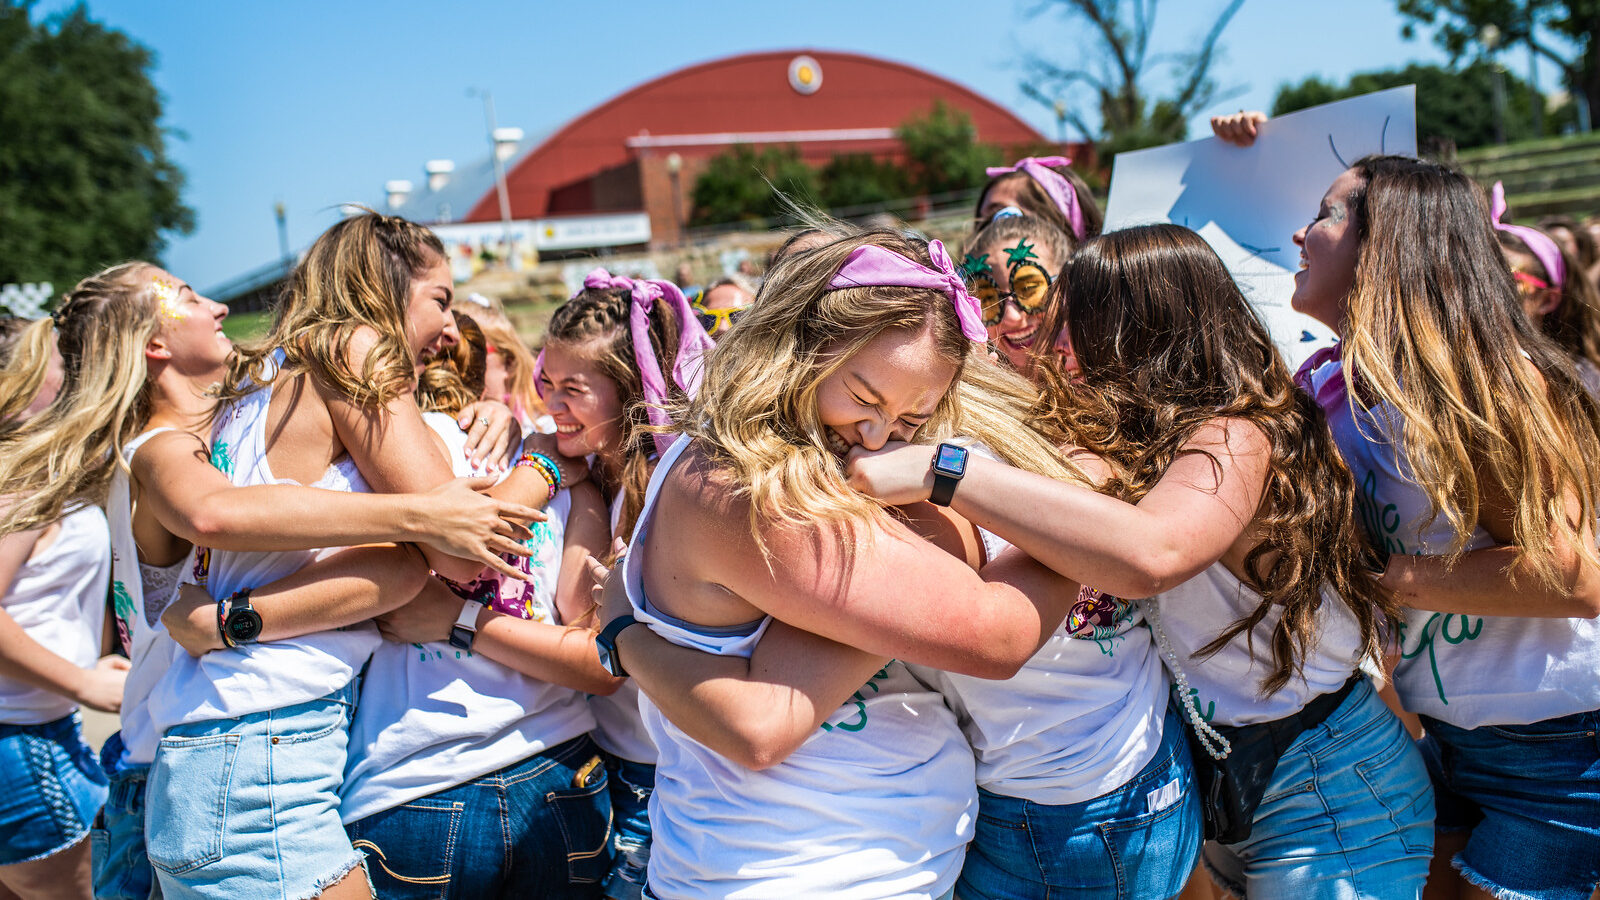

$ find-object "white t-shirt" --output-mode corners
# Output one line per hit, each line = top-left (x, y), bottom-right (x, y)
(626, 437), (975, 899)
(1307, 352), (1600, 728)
(108, 429), (184, 766)
(340, 414), (596, 823)
(0, 505), (110, 724)
(1151, 563), (1365, 726)
(146, 352), (381, 735)
(912, 534), (1168, 806)
(586, 491), (657, 764)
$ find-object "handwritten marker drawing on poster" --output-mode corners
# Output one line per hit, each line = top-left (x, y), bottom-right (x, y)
(1102, 86), (1418, 369)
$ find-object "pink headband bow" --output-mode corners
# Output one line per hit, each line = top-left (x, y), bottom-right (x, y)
(985, 156), (1086, 241)
(826, 240), (988, 342)
(1491, 181), (1566, 291)
(534, 268), (716, 456)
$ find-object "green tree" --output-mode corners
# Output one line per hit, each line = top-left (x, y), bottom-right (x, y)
(895, 102), (1002, 197)
(817, 153), (907, 210)
(1395, 0), (1598, 129)
(1273, 61), (1568, 149)
(0, 2), (194, 287)
(688, 144), (819, 227)
(1021, 0), (1246, 157)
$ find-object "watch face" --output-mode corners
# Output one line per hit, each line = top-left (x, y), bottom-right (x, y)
(596, 641), (622, 677)
(225, 609), (263, 644)
(933, 444), (968, 477)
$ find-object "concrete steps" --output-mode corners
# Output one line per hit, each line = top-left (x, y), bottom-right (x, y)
(1457, 133), (1600, 221)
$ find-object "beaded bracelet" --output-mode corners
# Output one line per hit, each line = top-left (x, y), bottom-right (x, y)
(515, 451), (563, 503)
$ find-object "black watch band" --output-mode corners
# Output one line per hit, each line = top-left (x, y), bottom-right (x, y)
(596, 614), (638, 677)
(218, 588), (262, 648)
(929, 442), (969, 507)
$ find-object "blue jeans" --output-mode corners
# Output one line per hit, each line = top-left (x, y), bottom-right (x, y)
(1420, 708), (1600, 900)
(601, 755), (655, 900)
(90, 731), (158, 900)
(0, 712), (107, 865)
(146, 684), (366, 900)
(1203, 678), (1434, 899)
(347, 734), (614, 899)
(957, 705), (1202, 899)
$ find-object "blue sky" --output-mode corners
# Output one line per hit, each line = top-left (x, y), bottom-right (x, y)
(30, 0), (1562, 291)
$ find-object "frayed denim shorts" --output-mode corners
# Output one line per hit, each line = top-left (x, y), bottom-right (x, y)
(0, 712), (107, 865)
(145, 684), (367, 900)
(1420, 708), (1600, 900)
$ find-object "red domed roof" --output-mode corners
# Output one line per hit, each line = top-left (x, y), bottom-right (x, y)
(469, 49), (1053, 223)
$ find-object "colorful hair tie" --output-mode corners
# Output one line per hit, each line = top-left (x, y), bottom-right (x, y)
(985, 156), (1085, 241)
(1491, 182), (1566, 290)
(826, 240), (988, 343)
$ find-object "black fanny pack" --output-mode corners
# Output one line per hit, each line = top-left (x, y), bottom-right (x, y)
(1184, 674), (1361, 844)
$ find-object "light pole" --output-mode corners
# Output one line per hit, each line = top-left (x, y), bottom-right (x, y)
(469, 88), (518, 267)
(1481, 25), (1508, 145)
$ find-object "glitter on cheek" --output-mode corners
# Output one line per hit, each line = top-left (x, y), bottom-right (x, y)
(151, 277), (184, 323)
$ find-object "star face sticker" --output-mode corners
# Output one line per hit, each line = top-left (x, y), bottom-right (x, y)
(960, 252), (993, 279)
(1004, 240), (1039, 269)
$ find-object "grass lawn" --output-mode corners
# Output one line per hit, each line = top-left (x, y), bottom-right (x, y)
(222, 308), (273, 342)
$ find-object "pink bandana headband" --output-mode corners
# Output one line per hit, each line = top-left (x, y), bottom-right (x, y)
(826, 240), (988, 343)
(534, 268), (716, 455)
(1491, 181), (1566, 290)
(985, 156), (1086, 241)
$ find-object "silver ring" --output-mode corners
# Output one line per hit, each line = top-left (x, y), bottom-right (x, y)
(477, 417), (490, 426)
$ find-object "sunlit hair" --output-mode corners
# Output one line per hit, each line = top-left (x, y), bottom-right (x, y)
(973, 167), (1104, 246)
(0, 315), (54, 423)
(1498, 229), (1600, 372)
(1035, 224), (1395, 695)
(1341, 155), (1600, 585)
(539, 284), (687, 539)
(679, 227), (1085, 552)
(0, 262), (163, 535)
(964, 213), (1071, 278)
(417, 313), (487, 417)
(469, 303), (544, 422)
(768, 226), (845, 270)
(222, 209), (445, 408)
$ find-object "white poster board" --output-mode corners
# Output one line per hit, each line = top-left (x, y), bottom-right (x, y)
(1103, 86), (1417, 368)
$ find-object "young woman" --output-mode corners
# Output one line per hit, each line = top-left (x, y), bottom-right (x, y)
(588, 229), (1095, 898)
(1293, 156), (1600, 900)
(533, 268), (715, 900)
(1491, 183), (1600, 396)
(0, 257), (532, 900)
(0, 316), (118, 900)
(961, 212), (1069, 372)
(849, 224), (1429, 897)
(130, 212), (537, 900)
(973, 155), (1103, 246)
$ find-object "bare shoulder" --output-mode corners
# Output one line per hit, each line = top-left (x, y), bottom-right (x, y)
(1186, 416), (1271, 457)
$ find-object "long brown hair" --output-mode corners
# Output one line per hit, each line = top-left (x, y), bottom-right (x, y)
(1341, 155), (1600, 585)
(1497, 229), (1600, 373)
(222, 209), (445, 408)
(1037, 224), (1396, 695)
(540, 283), (687, 539)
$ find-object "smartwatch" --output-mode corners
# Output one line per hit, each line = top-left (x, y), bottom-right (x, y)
(218, 588), (262, 648)
(448, 600), (483, 651)
(596, 614), (639, 677)
(929, 442), (970, 507)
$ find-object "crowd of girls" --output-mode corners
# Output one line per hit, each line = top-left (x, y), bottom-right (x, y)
(0, 137), (1597, 900)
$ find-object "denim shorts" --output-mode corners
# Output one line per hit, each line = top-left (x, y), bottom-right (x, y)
(602, 755), (655, 900)
(347, 733), (614, 899)
(145, 684), (366, 900)
(90, 730), (157, 900)
(1419, 708), (1600, 900)
(0, 712), (107, 865)
(1203, 677), (1434, 899)
(956, 704), (1202, 900)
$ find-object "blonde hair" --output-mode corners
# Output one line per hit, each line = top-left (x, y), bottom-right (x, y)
(0, 263), (164, 535)
(1342, 156), (1600, 586)
(0, 315), (56, 423)
(679, 227), (1085, 550)
(470, 304), (544, 421)
(222, 209), (444, 408)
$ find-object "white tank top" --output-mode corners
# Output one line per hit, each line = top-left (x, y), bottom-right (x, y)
(0, 505), (110, 724)
(145, 352), (381, 734)
(910, 490), (1167, 806)
(625, 436), (975, 899)
(1307, 353), (1600, 728)
(586, 492), (657, 763)
(1150, 562), (1365, 726)
(108, 428), (185, 766)
(340, 414), (596, 823)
